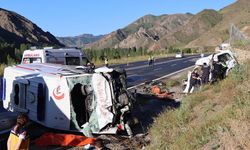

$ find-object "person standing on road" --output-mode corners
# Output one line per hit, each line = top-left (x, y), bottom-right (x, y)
(148, 56), (152, 66)
(104, 58), (109, 67)
(151, 56), (155, 66)
(7, 113), (30, 150)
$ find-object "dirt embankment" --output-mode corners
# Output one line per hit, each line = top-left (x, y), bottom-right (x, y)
(234, 48), (250, 64)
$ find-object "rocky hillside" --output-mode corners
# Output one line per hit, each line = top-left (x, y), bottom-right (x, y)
(57, 34), (104, 48)
(187, 0), (250, 48)
(0, 8), (63, 47)
(87, 0), (250, 50)
(85, 14), (193, 49)
(151, 9), (222, 50)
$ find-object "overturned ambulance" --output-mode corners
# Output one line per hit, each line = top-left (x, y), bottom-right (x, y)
(1, 63), (132, 136)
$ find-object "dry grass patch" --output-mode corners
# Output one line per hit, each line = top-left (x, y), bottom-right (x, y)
(93, 54), (175, 66)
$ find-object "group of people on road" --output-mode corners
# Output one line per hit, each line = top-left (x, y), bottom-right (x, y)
(187, 58), (228, 93)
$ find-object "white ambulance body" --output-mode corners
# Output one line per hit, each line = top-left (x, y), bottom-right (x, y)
(1, 63), (131, 135)
(21, 47), (89, 66)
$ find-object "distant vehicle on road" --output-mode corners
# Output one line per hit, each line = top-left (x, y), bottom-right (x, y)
(175, 52), (183, 58)
(200, 53), (204, 58)
(21, 47), (90, 66)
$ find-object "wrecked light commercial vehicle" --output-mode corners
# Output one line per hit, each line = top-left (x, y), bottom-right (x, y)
(195, 50), (238, 73)
(183, 49), (238, 93)
(0, 63), (133, 136)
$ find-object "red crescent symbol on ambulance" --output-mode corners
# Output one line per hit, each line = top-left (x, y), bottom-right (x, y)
(53, 85), (64, 100)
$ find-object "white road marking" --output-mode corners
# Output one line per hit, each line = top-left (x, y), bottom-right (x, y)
(127, 65), (195, 90)
(171, 64), (177, 67)
(127, 74), (137, 78)
(154, 68), (162, 71)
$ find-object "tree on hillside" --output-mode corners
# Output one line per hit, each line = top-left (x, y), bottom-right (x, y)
(15, 43), (31, 62)
(0, 43), (15, 64)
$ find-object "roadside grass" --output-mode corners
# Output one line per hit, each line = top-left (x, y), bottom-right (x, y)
(158, 71), (187, 91)
(165, 78), (181, 89)
(93, 54), (175, 66)
(147, 61), (250, 149)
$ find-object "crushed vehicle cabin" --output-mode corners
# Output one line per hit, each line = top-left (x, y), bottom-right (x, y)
(0, 63), (133, 136)
(195, 49), (238, 73)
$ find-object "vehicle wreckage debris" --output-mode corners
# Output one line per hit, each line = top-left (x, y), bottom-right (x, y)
(142, 81), (175, 100)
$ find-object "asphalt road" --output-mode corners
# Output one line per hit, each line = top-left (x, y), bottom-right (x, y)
(121, 55), (201, 87)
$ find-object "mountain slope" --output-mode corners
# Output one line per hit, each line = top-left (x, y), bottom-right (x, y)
(150, 9), (222, 50)
(87, 0), (250, 50)
(86, 14), (193, 49)
(86, 9), (223, 50)
(0, 8), (63, 46)
(57, 34), (104, 48)
(186, 0), (250, 48)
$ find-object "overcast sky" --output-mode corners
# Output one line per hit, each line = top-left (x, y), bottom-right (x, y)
(0, 0), (236, 37)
